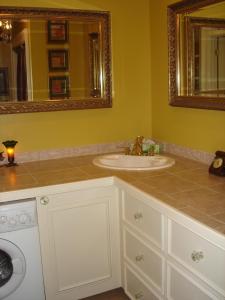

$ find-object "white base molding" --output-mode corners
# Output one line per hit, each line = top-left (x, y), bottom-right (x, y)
(14, 140), (214, 165)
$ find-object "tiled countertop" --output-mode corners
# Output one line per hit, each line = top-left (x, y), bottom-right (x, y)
(0, 153), (225, 235)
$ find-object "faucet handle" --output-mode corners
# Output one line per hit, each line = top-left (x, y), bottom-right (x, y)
(136, 136), (144, 143)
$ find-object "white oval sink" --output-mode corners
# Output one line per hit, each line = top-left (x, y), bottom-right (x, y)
(93, 154), (175, 171)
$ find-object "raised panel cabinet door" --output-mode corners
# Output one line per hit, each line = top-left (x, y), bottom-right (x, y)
(37, 186), (121, 300)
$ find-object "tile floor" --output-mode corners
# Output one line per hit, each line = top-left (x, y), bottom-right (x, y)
(81, 288), (130, 300)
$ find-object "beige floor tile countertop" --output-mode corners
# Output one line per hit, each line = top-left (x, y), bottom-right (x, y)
(0, 153), (225, 235)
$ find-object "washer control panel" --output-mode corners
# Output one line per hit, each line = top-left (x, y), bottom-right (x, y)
(0, 199), (37, 233)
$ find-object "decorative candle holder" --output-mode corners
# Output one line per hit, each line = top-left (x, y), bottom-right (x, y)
(2, 140), (18, 167)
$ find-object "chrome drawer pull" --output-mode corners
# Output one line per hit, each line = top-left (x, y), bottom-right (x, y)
(191, 251), (204, 263)
(134, 212), (143, 220)
(40, 196), (49, 205)
(135, 254), (144, 262)
(135, 292), (144, 299)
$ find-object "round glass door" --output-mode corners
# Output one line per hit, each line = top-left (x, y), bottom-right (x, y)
(0, 249), (13, 287)
(0, 239), (26, 299)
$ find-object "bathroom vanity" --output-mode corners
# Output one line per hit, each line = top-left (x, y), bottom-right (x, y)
(0, 155), (225, 300)
(119, 180), (225, 300)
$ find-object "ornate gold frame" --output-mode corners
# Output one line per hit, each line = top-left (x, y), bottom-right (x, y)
(168, 0), (225, 111)
(0, 7), (112, 114)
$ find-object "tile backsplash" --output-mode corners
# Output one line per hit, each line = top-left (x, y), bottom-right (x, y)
(11, 140), (214, 165)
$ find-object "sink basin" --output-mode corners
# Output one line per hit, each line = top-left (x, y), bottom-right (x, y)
(93, 154), (175, 171)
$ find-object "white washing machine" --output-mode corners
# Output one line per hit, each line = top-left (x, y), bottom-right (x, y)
(0, 199), (45, 300)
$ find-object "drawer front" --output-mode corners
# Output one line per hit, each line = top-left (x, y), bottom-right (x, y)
(168, 219), (225, 296)
(124, 228), (163, 292)
(167, 263), (218, 300)
(122, 192), (163, 248)
(125, 264), (161, 300)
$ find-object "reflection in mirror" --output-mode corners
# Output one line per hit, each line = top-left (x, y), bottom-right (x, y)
(89, 32), (101, 98)
(0, 7), (111, 113)
(168, 0), (225, 110)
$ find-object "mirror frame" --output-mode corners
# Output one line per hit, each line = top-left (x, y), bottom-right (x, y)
(168, 0), (225, 111)
(0, 6), (112, 114)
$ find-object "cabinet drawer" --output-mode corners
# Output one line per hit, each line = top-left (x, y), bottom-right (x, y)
(167, 263), (218, 300)
(168, 219), (225, 296)
(125, 264), (161, 300)
(124, 228), (163, 292)
(122, 192), (163, 248)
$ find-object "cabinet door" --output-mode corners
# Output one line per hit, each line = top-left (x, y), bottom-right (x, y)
(37, 185), (121, 300)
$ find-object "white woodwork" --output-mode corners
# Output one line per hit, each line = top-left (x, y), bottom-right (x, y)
(117, 180), (225, 300)
(1, 177), (225, 300)
(124, 264), (161, 300)
(167, 262), (219, 300)
(168, 218), (225, 296)
(122, 190), (163, 249)
(37, 185), (121, 300)
(123, 227), (164, 293)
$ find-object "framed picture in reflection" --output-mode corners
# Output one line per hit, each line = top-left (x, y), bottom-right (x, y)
(48, 49), (68, 71)
(47, 20), (68, 43)
(49, 76), (70, 99)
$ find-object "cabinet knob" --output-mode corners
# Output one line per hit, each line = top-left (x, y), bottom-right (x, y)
(191, 250), (204, 263)
(135, 254), (144, 262)
(135, 292), (144, 299)
(40, 196), (49, 205)
(134, 212), (143, 220)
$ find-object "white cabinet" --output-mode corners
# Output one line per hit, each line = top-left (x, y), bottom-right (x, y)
(125, 264), (162, 300)
(167, 219), (225, 297)
(5, 177), (225, 300)
(122, 191), (163, 249)
(123, 228), (164, 292)
(117, 181), (225, 300)
(166, 263), (217, 300)
(120, 187), (165, 299)
(37, 184), (121, 300)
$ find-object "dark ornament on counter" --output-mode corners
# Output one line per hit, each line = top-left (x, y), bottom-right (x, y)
(209, 151), (225, 177)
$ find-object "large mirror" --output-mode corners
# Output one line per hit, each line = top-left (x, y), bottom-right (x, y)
(168, 0), (225, 110)
(0, 7), (112, 114)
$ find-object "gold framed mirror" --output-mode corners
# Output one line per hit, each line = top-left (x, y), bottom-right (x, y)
(0, 7), (112, 114)
(168, 0), (225, 110)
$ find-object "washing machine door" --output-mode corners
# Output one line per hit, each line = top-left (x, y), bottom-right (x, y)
(0, 239), (26, 300)
(0, 250), (13, 287)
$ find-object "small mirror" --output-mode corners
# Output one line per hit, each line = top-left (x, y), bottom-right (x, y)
(0, 7), (112, 114)
(168, 0), (225, 110)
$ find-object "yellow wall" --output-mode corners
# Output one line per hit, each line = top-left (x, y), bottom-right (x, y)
(0, 0), (151, 153)
(1, 0), (224, 155)
(150, 0), (225, 153)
